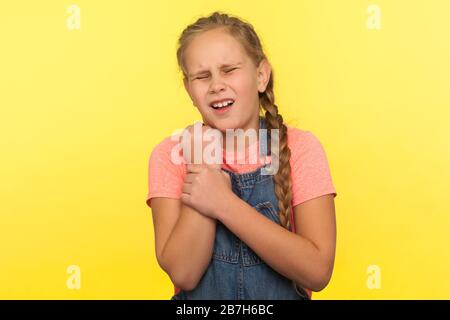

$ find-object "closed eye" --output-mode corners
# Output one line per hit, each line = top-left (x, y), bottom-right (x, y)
(194, 68), (237, 80)
(225, 67), (238, 73)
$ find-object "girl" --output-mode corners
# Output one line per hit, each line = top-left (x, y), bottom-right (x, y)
(147, 11), (337, 300)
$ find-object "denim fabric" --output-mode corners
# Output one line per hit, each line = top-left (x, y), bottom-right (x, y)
(171, 117), (310, 300)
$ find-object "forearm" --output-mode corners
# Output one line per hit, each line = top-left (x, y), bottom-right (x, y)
(217, 194), (330, 292)
(160, 204), (216, 290)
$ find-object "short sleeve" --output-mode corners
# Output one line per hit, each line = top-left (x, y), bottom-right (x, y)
(146, 137), (186, 208)
(290, 130), (337, 207)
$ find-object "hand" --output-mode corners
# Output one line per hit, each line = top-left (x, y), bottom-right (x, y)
(181, 121), (223, 166)
(181, 164), (234, 219)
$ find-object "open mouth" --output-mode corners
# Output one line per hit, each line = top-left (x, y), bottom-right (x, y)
(210, 99), (235, 110)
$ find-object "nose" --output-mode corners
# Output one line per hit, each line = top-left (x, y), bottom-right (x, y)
(208, 75), (226, 94)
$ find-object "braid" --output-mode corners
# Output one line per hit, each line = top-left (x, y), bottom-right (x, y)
(260, 76), (293, 231)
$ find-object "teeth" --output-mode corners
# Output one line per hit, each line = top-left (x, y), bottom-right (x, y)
(212, 100), (234, 108)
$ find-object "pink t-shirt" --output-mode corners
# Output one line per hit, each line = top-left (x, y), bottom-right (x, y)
(146, 124), (337, 299)
(146, 125), (337, 209)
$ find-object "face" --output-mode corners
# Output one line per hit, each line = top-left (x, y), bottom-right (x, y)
(182, 27), (271, 134)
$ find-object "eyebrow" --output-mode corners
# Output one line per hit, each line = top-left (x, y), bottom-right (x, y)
(189, 62), (242, 79)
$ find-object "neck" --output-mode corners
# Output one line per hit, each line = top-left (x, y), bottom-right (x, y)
(222, 116), (261, 154)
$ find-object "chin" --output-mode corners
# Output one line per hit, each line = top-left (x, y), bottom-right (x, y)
(211, 119), (239, 132)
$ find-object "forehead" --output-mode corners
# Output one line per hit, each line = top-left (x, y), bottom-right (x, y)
(184, 28), (248, 72)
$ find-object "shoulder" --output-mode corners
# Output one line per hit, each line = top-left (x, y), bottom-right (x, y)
(148, 133), (187, 177)
(285, 123), (333, 174)
(149, 133), (185, 164)
(285, 124), (337, 206)
(151, 134), (181, 156)
(146, 134), (186, 207)
(286, 124), (324, 154)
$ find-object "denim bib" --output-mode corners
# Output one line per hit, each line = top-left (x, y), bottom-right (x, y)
(171, 116), (309, 300)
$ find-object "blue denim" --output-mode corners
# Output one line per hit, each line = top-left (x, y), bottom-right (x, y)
(171, 117), (309, 300)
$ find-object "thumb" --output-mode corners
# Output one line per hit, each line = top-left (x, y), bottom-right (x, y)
(180, 193), (191, 207)
(208, 163), (222, 170)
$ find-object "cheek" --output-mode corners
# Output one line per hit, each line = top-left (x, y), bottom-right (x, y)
(232, 74), (258, 98)
(190, 84), (208, 103)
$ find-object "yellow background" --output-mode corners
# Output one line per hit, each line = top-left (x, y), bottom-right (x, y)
(1, 0), (449, 299)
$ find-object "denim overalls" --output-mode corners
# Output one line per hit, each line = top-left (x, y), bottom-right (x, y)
(171, 116), (310, 300)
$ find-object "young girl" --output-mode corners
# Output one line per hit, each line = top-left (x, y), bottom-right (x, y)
(146, 11), (337, 300)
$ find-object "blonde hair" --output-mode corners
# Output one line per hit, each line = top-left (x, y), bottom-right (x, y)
(176, 11), (293, 231)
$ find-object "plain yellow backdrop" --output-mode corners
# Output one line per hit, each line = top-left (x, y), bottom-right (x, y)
(1, 0), (449, 299)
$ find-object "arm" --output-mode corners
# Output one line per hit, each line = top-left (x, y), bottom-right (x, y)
(151, 197), (216, 291)
(216, 193), (336, 292)
(149, 122), (223, 291)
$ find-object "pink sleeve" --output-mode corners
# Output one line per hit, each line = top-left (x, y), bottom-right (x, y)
(290, 130), (337, 207)
(146, 137), (186, 208)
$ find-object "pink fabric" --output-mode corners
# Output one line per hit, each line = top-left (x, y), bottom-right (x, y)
(146, 125), (337, 209)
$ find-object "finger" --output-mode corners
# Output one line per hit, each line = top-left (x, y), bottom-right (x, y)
(180, 193), (191, 206)
(206, 163), (222, 170)
(183, 124), (194, 135)
(184, 173), (197, 184)
(186, 164), (204, 173)
(182, 183), (192, 194)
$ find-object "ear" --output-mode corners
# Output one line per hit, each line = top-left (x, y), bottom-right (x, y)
(183, 77), (197, 108)
(257, 59), (272, 93)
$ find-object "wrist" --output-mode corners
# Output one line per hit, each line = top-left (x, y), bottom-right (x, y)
(214, 190), (239, 222)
